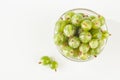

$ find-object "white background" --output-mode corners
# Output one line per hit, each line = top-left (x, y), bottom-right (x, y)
(0, 0), (120, 80)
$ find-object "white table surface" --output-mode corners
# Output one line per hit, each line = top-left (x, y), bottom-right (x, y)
(0, 0), (120, 80)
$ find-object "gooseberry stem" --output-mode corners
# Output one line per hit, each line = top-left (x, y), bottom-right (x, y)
(94, 55), (97, 57)
(55, 69), (57, 72)
(38, 62), (41, 64)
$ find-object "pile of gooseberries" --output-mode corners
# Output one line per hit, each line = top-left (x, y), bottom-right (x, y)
(54, 10), (110, 61)
(39, 56), (58, 71)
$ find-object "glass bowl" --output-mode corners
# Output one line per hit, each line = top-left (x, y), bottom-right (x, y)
(54, 8), (108, 62)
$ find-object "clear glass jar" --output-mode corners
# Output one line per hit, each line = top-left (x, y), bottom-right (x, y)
(54, 8), (108, 62)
